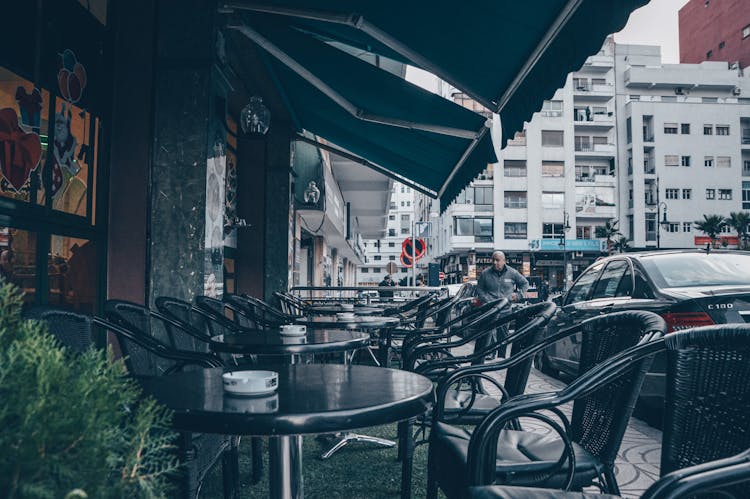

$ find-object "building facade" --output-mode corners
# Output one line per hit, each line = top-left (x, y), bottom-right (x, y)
(679, 0), (750, 69)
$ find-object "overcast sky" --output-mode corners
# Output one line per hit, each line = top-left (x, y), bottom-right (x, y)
(614, 0), (690, 63)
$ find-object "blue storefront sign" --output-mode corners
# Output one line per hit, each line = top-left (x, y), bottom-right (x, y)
(529, 239), (605, 252)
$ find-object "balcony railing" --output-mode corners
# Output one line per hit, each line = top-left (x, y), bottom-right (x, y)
(643, 133), (654, 142)
(575, 143), (615, 153)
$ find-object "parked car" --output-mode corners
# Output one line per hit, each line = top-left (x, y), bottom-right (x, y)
(538, 250), (750, 410)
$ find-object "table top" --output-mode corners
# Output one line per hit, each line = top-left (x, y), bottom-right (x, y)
(138, 364), (433, 436)
(294, 315), (401, 329)
(209, 329), (370, 355)
(306, 304), (382, 316)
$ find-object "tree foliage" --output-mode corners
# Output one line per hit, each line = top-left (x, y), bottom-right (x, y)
(612, 236), (631, 254)
(725, 212), (750, 250)
(694, 214), (726, 248)
(0, 284), (179, 498)
(595, 219), (621, 255)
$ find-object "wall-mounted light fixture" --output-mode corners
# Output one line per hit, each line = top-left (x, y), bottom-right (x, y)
(240, 96), (270, 135)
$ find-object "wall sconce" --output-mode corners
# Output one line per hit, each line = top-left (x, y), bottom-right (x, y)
(240, 96), (270, 135)
(303, 180), (320, 205)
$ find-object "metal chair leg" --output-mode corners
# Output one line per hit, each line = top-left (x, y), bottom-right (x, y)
(320, 432), (396, 460)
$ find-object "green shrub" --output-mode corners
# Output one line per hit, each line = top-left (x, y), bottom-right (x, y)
(0, 284), (179, 498)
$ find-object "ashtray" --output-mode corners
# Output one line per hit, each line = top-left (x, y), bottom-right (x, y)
(224, 393), (279, 414)
(222, 370), (278, 396)
(279, 324), (307, 336)
(340, 303), (355, 311)
(336, 312), (355, 320)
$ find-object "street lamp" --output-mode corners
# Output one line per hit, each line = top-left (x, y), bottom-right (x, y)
(656, 201), (669, 249)
(558, 211), (572, 291)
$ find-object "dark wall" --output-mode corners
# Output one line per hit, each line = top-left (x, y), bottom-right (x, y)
(107, 0), (155, 304)
(236, 136), (266, 298)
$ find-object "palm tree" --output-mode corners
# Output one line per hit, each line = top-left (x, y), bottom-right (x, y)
(725, 211), (750, 250)
(595, 219), (621, 255)
(694, 214), (726, 248)
(612, 236), (630, 254)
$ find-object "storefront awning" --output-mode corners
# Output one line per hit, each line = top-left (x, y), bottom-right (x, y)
(224, 0), (647, 208)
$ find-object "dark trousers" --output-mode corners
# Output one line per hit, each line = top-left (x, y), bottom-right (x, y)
(472, 323), (509, 364)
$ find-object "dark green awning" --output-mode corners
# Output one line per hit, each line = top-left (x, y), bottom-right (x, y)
(224, 0), (647, 209)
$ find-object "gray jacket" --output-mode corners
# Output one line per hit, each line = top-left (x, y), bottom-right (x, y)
(476, 265), (529, 304)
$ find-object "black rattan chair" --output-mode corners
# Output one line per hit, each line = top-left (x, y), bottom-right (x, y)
(462, 324), (750, 499)
(23, 306), (95, 354)
(427, 311), (667, 499)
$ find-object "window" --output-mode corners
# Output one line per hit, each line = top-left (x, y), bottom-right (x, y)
(388, 229), (396, 236)
(406, 187), (411, 193)
(682, 189), (692, 200)
(717, 156), (731, 168)
(706, 50), (713, 59)
(574, 136), (590, 151)
(719, 41), (725, 49)
(592, 78), (606, 86)
(705, 156), (714, 167)
(645, 213), (657, 241)
(542, 223), (565, 239)
(719, 189), (732, 200)
(400, 228), (409, 234)
(664, 123), (678, 134)
(591, 260), (629, 299)
(454, 217), (493, 241)
(706, 189), (716, 200)
(716, 125), (730, 135)
(681, 156), (691, 167)
(681, 123), (690, 134)
(683, 222), (692, 232)
(504, 191), (527, 209)
(401, 214), (410, 221)
(400, 201), (404, 207)
(406, 201), (411, 207)
(743, 181), (750, 209)
(541, 192), (564, 209)
(389, 255), (396, 260)
(577, 226), (592, 239)
(541, 100), (563, 117)
(373, 267), (381, 273)
(373, 255), (382, 261)
(667, 223), (680, 233)
(665, 155), (679, 167)
(541, 161), (565, 176)
(541, 130), (564, 147)
(629, 95), (640, 101)
(743, 25), (750, 38)
(400, 186), (405, 193)
(361, 268), (369, 273)
(388, 242), (395, 247)
(565, 261), (605, 305)
(454, 189), (474, 204)
(665, 188), (679, 199)
(504, 222), (527, 239)
(389, 215), (395, 221)
(401, 268), (408, 273)
(704, 124), (713, 135)
(662, 96), (677, 102)
(474, 186), (493, 211)
(745, 160), (750, 175)
(390, 202), (396, 209)
(504, 160), (527, 177)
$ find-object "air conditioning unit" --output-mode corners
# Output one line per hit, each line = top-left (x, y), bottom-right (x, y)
(674, 87), (685, 95)
(732, 87), (742, 95)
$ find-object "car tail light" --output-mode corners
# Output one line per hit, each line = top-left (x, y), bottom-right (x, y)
(661, 312), (715, 333)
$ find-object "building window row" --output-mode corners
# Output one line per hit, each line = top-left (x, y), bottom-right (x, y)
(453, 217), (493, 242)
(504, 160), (527, 177)
(705, 188), (734, 200)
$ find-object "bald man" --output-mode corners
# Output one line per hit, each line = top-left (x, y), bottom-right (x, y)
(473, 250), (528, 361)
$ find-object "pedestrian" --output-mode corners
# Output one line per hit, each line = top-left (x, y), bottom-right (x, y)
(473, 250), (529, 360)
(0, 249), (15, 285)
(378, 274), (396, 298)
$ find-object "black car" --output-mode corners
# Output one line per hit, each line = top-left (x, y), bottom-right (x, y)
(538, 250), (750, 409)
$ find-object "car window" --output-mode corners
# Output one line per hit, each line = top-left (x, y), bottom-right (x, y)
(564, 261), (605, 305)
(591, 260), (629, 299)
(640, 253), (750, 288)
(615, 265), (634, 297)
(632, 268), (655, 299)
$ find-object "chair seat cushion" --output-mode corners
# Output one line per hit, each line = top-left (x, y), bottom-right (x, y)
(468, 485), (618, 499)
(431, 422), (603, 498)
(441, 388), (500, 424)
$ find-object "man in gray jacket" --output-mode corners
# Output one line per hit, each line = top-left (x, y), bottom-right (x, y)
(473, 251), (529, 359)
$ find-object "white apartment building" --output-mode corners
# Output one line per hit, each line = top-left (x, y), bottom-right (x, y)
(358, 182), (416, 285)
(615, 44), (750, 248)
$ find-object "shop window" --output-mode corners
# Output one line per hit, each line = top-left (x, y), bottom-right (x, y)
(0, 67), (50, 204)
(0, 227), (37, 304)
(50, 235), (97, 313)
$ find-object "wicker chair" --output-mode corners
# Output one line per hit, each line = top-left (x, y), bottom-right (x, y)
(459, 324), (750, 499)
(427, 311), (667, 499)
(23, 306), (95, 353)
(273, 291), (308, 316)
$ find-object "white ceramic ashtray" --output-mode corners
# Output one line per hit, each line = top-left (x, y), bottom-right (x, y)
(224, 393), (278, 414)
(222, 370), (278, 397)
(281, 335), (308, 345)
(340, 303), (355, 311)
(279, 324), (307, 336)
(336, 312), (355, 320)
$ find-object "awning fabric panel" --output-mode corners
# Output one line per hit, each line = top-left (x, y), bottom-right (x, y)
(238, 18), (496, 195)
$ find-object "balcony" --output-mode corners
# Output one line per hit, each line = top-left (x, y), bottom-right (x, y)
(575, 143), (616, 158)
(573, 83), (614, 101)
(642, 133), (654, 142)
(644, 162), (655, 175)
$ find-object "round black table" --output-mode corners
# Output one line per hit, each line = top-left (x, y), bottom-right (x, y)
(138, 364), (433, 499)
(294, 315), (401, 329)
(305, 304), (382, 316)
(208, 328), (369, 356)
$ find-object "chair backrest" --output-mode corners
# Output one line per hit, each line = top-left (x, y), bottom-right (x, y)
(501, 302), (557, 399)
(105, 300), (178, 376)
(274, 291), (306, 316)
(154, 296), (213, 353)
(660, 324), (750, 478)
(23, 306), (95, 354)
(570, 310), (668, 467)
